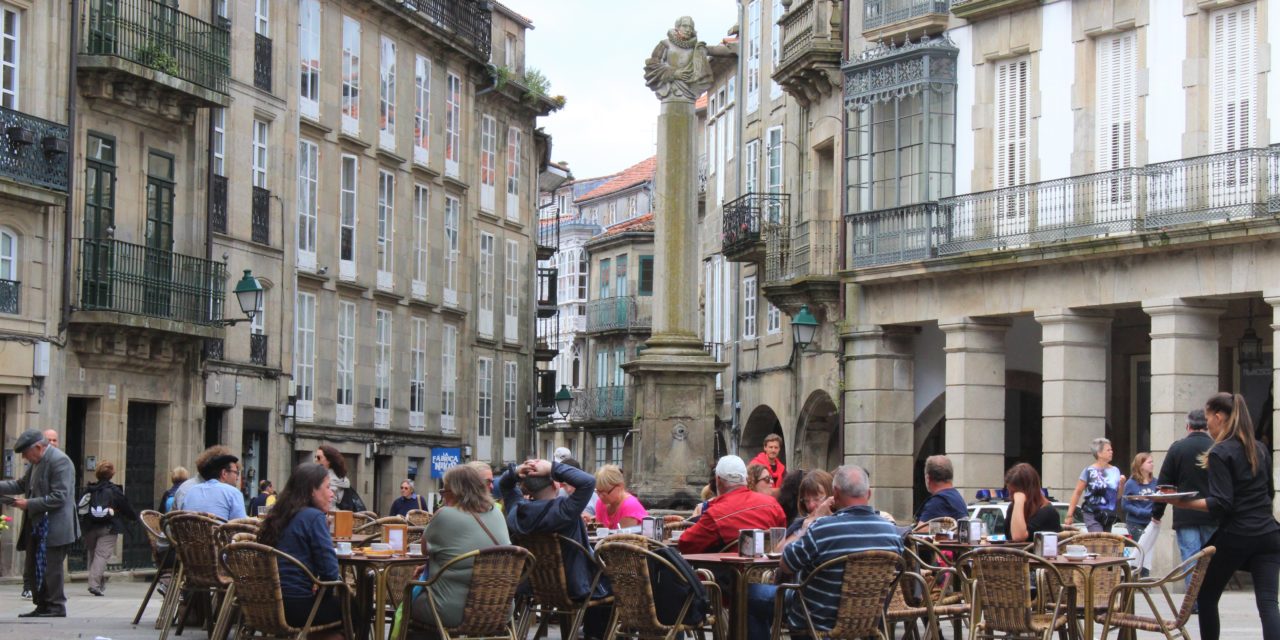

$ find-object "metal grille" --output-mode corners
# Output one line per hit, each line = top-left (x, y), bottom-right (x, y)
(585, 296), (652, 334)
(251, 186), (270, 244)
(862, 0), (952, 30)
(0, 105), (70, 192)
(81, 0), (231, 94)
(122, 403), (158, 569)
(209, 173), (227, 234)
(570, 385), (633, 422)
(253, 33), (271, 92)
(723, 192), (790, 256)
(0, 278), (17, 314)
(395, 0), (492, 61)
(75, 238), (227, 326)
(249, 333), (268, 365)
(203, 337), (224, 360)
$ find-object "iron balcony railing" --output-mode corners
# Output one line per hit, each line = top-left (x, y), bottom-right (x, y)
(862, 0), (952, 31)
(75, 237), (227, 326)
(209, 174), (227, 234)
(571, 385), (632, 422)
(0, 106), (70, 192)
(585, 296), (652, 334)
(537, 217), (559, 252)
(766, 219), (839, 284)
(394, 0), (492, 61)
(82, 0), (231, 94)
(203, 337), (224, 360)
(252, 187), (270, 244)
(249, 333), (268, 365)
(697, 153), (708, 196)
(253, 33), (272, 92)
(0, 278), (18, 314)
(536, 267), (558, 317)
(846, 147), (1280, 268)
(723, 192), (790, 256)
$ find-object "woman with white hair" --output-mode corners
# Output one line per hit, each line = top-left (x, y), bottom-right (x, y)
(1065, 437), (1126, 532)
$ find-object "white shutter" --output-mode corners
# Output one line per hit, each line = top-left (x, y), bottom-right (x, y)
(994, 57), (1029, 234)
(1096, 32), (1135, 172)
(1210, 5), (1255, 152)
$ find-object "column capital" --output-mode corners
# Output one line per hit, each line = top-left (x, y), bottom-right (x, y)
(937, 316), (1013, 333)
(1141, 298), (1228, 318)
(1033, 308), (1114, 325)
(1262, 290), (1280, 307)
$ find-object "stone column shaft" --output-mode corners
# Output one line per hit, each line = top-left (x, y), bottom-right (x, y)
(941, 318), (1011, 496)
(844, 327), (916, 519)
(1265, 293), (1280, 516)
(648, 99), (702, 351)
(1036, 309), (1112, 500)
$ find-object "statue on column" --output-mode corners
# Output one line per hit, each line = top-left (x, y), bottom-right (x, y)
(644, 16), (732, 101)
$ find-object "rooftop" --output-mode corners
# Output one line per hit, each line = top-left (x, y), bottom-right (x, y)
(576, 156), (657, 203)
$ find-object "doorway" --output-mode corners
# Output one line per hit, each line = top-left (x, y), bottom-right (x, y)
(122, 402), (160, 568)
(242, 409), (270, 502)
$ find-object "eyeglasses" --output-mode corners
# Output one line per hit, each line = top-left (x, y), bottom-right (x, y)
(227, 468), (241, 477)
(757, 476), (773, 484)
(595, 485), (619, 496)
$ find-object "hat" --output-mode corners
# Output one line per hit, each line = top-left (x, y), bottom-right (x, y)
(13, 429), (44, 454)
(714, 455), (748, 485)
(553, 447), (572, 463)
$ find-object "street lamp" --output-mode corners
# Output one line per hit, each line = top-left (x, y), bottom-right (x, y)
(1239, 298), (1264, 369)
(554, 385), (575, 418)
(219, 269), (264, 326)
(791, 305), (819, 352)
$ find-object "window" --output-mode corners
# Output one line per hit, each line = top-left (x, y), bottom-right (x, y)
(744, 139), (759, 193)
(1210, 5), (1256, 153)
(770, 0), (783, 99)
(766, 126), (783, 222)
(480, 115), (497, 212)
(0, 227), (16, 285)
(444, 196), (459, 305)
(0, 7), (18, 109)
(599, 258), (611, 299)
(145, 152), (174, 252)
(254, 0), (269, 36)
(296, 139), (318, 270)
(614, 254), (628, 296)
(249, 293), (265, 336)
(504, 239), (519, 342)
(341, 16), (361, 133)
(767, 302), (781, 335)
(505, 33), (517, 69)
(379, 36), (396, 149)
(503, 360), (517, 440)
(1096, 32), (1134, 173)
(298, 0), (320, 118)
(746, 0), (760, 113)
(294, 291), (316, 420)
(506, 127), (522, 220)
(595, 435), (624, 469)
(414, 56), (431, 164)
(377, 169), (394, 288)
(441, 324), (457, 433)
(410, 317), (427, 429)
(412, 184), (429, 297)
(339, 155), (357, 278)
(479, 232), (495, 337)
(577, 251), (588, 300)
(477, 356), (493, 440)
(252, 119), (268, 188)
(374, 308), (391, 427)
(84, 134), (115, 240)
(638, 255), (654, 296)
(445, 72), (462, 177)
(743, 275), (757, 339)
(212, 110), (226, 177)
(995, 57), (1030, 227)
(336, 300), (355, 424)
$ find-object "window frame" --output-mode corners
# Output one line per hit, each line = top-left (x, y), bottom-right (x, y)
(409, 316), (427, 429)
(376, 169), (394, 288)
(379, 35), (396, 150)
(341, 16), (361, 134)
(743, 275), (757, 339)
(339, 154), (358, 278)
(444, 195), (459, 305)
(294, 291), (316, 420)
(296, 139), (318, 270)
(412, 183), (429, 297)
(298, 0), (321, 119)
(445, 72), (462, 177)
(441, 324), (457, 433)
(504, 238), (519, 343)
(336, 300), (356, 424)
(478, 231), (495, 337)
(251, 118), (268, 188)
(374, 308), (391, 427)
(414, 55), (431, 165)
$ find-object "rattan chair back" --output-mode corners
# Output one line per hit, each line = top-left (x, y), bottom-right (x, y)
(403, 545), (534, 639)
(924, 517), (958, 534)
(165, 512), (231, 589)
(140, 510), (165, 555)
(961, 547), (1072, 637)
(354, 511), (378, 528)
(221, 541), (353, 639)
(1045, 532), (1131, 610)
(406, 509), (433, 526)
(596, 541), (723, 638)
(815, 550), (901, 640)
(355, 515), (409, 535)
(216, 520), (260, 547)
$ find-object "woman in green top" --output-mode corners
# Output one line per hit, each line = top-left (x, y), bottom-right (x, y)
(410, 464), (510, 629)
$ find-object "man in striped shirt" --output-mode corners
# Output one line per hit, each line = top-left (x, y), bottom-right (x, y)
(746, 465), (904, 640)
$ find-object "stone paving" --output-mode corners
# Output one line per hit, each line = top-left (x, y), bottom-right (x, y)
(0, 573), (1267, 639)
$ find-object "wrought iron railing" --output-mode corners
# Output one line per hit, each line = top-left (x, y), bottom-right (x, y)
(75, 238), (227, 326)
(253, 33), (272, 92)
(249, 333), (268, 365)
(862, 0), (952, 30)
(537, 217), (559, 252)
(766, 219), (839, 283)
(393, 0), (492, 60)
(536, 267), (558, 311)
(697, 153), (708, 196)
(209, 174), (227, 234)
(203, 337), (224, 360)
(585, 296), (652, 334)
(0, 106), (70, 192)
(778, 0), (840, 70)
(0, 278), (18, 314)
(845, 147), (1280, 268)
(723, 192), (790, 256)
(81, 0), (231, 94)
(251, 187), (270, 244)
(571, 385), (632, 422)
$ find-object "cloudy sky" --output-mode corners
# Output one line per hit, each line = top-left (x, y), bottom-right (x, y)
(499, 1), (740, 180)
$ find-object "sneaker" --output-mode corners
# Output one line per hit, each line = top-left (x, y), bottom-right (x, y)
(88, 587), (104, 597)
(20, 589), (31, 599)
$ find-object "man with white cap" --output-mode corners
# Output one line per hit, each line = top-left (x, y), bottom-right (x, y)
(677, 455), (786, 554)
(0, 428), (79, 617)
(553, 447), (572, 463)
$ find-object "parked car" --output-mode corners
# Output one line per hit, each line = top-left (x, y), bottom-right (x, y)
(967, 499), (1070, 536)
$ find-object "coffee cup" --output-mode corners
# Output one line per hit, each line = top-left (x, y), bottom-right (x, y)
(1065, 544), (1087, 558)
(408, 543), (422, 557)
(336, 541), (353, 555)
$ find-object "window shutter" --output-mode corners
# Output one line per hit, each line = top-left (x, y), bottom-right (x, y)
(1096, 32), (1135, 172)
(994, 57), (1029, 230)
(1211, 5), (1256, 152)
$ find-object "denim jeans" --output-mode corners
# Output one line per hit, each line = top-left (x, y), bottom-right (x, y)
(747, 584), (780, 640)
(1177, 525), (1218, 589)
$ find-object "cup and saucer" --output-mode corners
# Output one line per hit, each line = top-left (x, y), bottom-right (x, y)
(335, 541), (354, 556)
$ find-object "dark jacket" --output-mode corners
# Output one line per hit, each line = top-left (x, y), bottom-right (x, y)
(159, 481), (183, 513)
(1204, 439), (1279, 537)
(275, 507), (340, 600)
(1153, 430), (1216, 528)
(84, 480), (139, 535)
(389, 494), (427, 518)
(499, 462), (604, 599)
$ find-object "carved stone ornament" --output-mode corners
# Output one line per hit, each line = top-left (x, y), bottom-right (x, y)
(644, 16), (715, 101)
(843, 34), (959, 107)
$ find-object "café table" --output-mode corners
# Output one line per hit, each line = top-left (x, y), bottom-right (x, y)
(1045, 554), (1132, 640)
(338, 552), (425, 640)
(334, 533), (376, 545)
(682, 552), (778, 640)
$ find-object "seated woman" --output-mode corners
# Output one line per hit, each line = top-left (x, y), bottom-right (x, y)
(410, 464), (510, 631)
(1003, 463), (1061, 543)
(776, 469), (834, 550)
(593, 464), (647, 530)
(254, 463), (345, 639)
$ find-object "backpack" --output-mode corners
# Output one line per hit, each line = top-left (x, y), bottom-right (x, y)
(336, 486), (367, 513)
(648, 544), (711, 626)
(80, 483), (115, 525)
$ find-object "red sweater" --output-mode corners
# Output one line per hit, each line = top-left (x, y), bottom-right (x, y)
(677, 487), (787, 554)
(749, 452), (786, 487)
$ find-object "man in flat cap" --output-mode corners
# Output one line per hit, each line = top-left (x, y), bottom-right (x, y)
(0, 428), (79, 617)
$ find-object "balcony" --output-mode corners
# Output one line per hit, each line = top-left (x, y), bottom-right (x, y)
(0, 107), (70, 195)
(78, 0), (231, 119)
(0, 278), (18, 314)
(950, 0), (1042, 21)
(536, 267), (558, 318)
(773, 0), (843, 106)
(254, 33), (272, 93)
(697, 153), (708, 199)
(585, 296), (652, 335)
(537, 217), (558, 261)
(534, 368), (557, 419)
(571, 385), (633, 423)
(862, 0), (952, 42)
(249, 333), (268, 366)
(203, 337), (223, 360)
(763, 219), (840, 314)
(845, 147), (1280, 270)
(252, 187), (270, 245)
(209, 174), (227, 234)
(723, 192), (790, 262)
(73, 238), (227, 337)
(389, 0), (492, 62)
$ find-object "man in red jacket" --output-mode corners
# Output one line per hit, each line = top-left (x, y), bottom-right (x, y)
(748, 434), (786, 488)
(678, 455), (787, 554)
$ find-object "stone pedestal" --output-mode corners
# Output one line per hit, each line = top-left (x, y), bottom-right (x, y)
(1036, 309), (1111, 500)
(941, 317), (1010, 496)
(624, 358), (723, 506)
(844, 326), (916, 519)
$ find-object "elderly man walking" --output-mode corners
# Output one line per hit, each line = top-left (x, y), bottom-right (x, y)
(0, 429), (80, 617)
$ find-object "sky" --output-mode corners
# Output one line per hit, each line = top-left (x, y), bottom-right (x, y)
(499, 0), (740, 180)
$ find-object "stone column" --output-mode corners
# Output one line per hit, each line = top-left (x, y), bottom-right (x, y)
(1036, 309), (1112, 500)
(940, 317), (1010, 496)
(1265, 292), (1280, 516)
(844, 326), (916, 519)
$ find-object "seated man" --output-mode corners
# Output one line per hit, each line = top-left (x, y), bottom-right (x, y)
(914, 455), (968, 530)
(500, 458), (610, 639)
(746, 465), (904, 640)
(180, 454), (247, 521)
(677, 455), (786, 554)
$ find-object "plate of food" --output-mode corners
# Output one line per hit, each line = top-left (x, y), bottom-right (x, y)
(1127, 491), (1198, 502)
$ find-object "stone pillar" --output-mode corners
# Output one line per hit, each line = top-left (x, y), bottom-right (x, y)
(940, 317), (1011, 496)
(1036, 309), (1112, 500)
(1265, 292), (1280, 516)
(844, 326), (916, 519)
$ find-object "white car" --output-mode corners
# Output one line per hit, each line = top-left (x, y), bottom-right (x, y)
(967, 501), (1070, 536)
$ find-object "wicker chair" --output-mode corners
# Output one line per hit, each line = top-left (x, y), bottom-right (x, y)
(406, 509), (433, 527)
(216, 519), (261, 546)
(220, 541), (355, 639)
(768, 549), (901, 640)
(513, 532), (613, 640)
(1096, 546), (1215, 640)
(133, 510), (175, 627)
(924, 517), (959, 535)
(396, 545), (535, 640)
(958, 547), (1077, 640)
(162, 512), (236, 640)
(354, 511), (379, 529)
(355, 515), (409, 536)
(904, 538), (972, 640)
(1042, 532), (1136, 612)
(595, 541), (724, 640)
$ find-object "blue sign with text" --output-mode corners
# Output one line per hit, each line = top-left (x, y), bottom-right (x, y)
(430, 448), (461, 479)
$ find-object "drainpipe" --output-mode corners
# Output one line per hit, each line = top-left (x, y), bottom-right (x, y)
(60, 0), (80, 334)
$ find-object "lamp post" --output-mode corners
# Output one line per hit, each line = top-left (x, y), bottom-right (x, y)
(791, 305), (819, 352)
(219, 269), (264, 326)
(554, 385), (575, 418)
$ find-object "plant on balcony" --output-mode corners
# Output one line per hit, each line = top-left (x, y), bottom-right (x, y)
(135, 41), (180, 76)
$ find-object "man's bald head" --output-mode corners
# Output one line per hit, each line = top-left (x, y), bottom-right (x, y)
(42, 430), (59, 448)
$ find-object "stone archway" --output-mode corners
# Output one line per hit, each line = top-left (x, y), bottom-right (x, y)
(739, 404), (784, 464)
(794, 390), (841, 471)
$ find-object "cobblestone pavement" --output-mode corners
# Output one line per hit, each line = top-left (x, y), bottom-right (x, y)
(0, 574), (1267, 639)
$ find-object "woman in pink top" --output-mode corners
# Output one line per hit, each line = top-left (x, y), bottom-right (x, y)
(593, 464), (647, 528)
